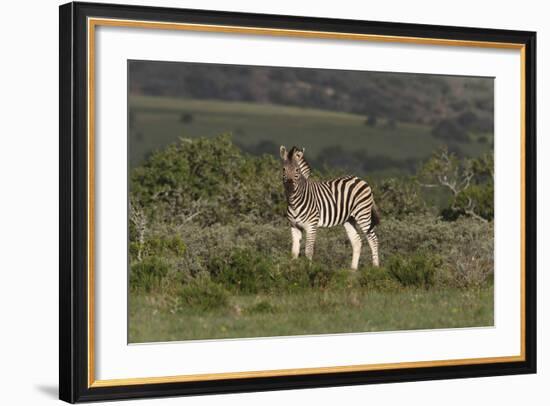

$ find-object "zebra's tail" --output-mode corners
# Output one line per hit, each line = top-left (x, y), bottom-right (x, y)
(369, 202), (380, 231)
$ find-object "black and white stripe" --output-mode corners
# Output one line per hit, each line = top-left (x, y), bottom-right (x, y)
(280, 146), (380, 269)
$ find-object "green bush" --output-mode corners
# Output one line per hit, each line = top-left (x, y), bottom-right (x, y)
(130, 134), (286, 226)
(376, 177), (427, 218)
(358, 265), (401, 291)
(206, 247), (353, 294)
(281, 259), (335, 291)
(178, 276), (229, 311)
(274, 258), (312, 293)
(455, 183), (494, 221)
(130, 256), (170, 292)
(209, 248), (276, 294)
(130, 234), (186, 260)
(272, 257), (357, 293)
(312, 267), (348, 290)
(128, 214), (493, 294)
(386, 252), (441, 288)
(444, 240), (493, 288)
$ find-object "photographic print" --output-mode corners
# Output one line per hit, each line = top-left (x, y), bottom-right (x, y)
(127, 61), (495, 343)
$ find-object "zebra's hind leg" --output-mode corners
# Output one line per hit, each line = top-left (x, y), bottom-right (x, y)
(355, 215), (380, 267)
(366, 230), (379, 267)
(344, 222), (362, 270)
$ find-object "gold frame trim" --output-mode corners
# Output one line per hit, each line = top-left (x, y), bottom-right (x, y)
(87, 17), (527, 388)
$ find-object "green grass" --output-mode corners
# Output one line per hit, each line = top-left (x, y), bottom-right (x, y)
(128, 286), (493, 343)
(129, 96), (492, 171)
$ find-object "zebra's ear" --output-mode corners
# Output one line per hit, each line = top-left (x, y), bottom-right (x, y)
(280, 145), (288, 160)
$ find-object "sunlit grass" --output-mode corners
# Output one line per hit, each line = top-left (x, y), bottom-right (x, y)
(129, 286), (493, 343)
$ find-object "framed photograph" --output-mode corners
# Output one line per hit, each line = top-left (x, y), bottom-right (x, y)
(59, 1), (536, 403)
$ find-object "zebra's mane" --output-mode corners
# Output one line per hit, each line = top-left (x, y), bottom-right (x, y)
(288, 146), (312, 179)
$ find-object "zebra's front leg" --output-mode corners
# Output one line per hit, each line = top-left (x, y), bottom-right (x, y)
(304, 224), (318, 260)
(290, 226), (302, 259)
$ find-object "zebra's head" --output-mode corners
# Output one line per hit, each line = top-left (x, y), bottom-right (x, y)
(280, 146), (306, 195)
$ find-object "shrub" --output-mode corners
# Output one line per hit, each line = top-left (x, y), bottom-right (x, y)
(130, 234), (186, 260)
(386, 252), (441, 288)
(209, 248), (276, 294)
(432, 117), (469, 142)
(207, 248), (339, 294)
(306, 261), (337, 289)
(378, 215), (493, 288)
(457, 110), (478, 128)
(275, 258), (313, 293)
(323, 269), (354, 290)
(277, 258), (350, 292)
(130, 256), (170, 292)
(455, 183), (494, 221)
(179, 112), (193, 123)
(130, 134), (286, 226)
(477, 135), (488, 144)
(178, 275), (229, 311)
(131, 214), (493, 293)
(444, 229), (493, 288)
(358, 265), (401, 291)
(365, 115), (377, 127)
(376, 177), (427, 218)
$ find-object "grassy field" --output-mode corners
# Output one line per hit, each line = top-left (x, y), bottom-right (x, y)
(129, 286), (493, 342)
(128, 95), (491, 171)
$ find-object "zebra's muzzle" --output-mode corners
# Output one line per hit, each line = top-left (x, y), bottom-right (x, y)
(283, 179), (295, 198)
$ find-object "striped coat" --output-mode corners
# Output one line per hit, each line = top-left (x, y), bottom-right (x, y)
(280, 146), (379, 269)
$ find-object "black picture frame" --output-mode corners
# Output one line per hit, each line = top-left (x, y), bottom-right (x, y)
(59, 1), (537, 403)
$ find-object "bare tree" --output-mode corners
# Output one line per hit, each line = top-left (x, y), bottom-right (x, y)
(418, 147), (493, 222)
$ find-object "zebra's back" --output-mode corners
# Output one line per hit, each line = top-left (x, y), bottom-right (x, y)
(313, 175), (374, 228)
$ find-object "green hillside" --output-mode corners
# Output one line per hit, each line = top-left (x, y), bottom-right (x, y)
(129, 96), (492, 176)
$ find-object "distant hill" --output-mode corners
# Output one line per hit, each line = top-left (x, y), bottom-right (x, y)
(129, 60), (494, 132)
(128, 96), (492, 178)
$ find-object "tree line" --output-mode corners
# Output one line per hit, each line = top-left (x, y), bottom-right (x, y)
(129, 61), (494, 133)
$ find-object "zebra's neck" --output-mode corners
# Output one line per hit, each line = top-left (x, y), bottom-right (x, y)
(286, 176), (308, 208)
(298, 158), (311, 179)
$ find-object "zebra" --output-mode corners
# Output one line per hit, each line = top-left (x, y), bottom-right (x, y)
(280, 145), (380, 269)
